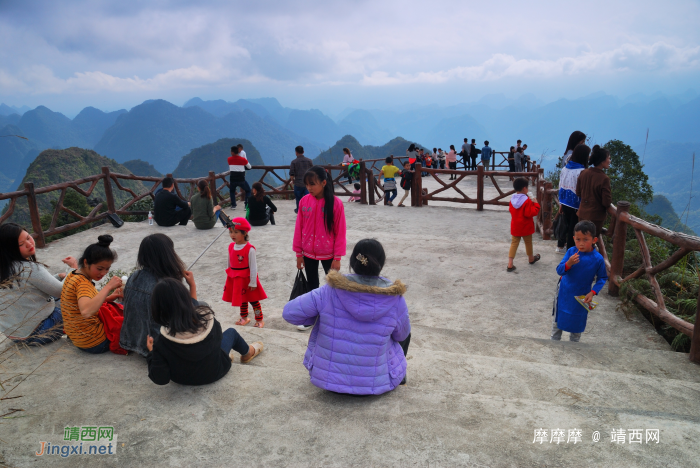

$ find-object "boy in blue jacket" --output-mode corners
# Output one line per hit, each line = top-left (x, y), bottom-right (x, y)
(551, 220), (608, 342)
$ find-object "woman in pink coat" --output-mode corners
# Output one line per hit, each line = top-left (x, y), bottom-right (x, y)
(294, 166), (347, 297)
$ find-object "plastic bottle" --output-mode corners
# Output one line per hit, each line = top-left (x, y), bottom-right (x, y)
(148, 211), (153, 225)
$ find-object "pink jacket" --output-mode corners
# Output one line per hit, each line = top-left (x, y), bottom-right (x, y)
(293, 194), (347, 260)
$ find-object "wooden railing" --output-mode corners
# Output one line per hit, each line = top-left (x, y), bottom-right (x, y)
(537, 184), (700, 364)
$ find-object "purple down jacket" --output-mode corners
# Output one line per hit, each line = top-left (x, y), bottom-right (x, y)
(283, 270), (411, 395)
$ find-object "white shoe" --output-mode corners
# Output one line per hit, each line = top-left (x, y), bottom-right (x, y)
(297, 325), (313, 331)
(555, 247), (566, 254)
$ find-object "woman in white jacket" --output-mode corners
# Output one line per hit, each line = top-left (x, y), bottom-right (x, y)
(0, 223), (77, 345)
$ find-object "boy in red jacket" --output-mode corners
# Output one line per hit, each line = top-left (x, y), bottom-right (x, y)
(507, 178), (541, 272)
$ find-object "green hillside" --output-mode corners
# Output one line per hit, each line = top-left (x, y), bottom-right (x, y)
(644, 194), (696, 235)
(122, 159), (163, 177)
(6, 147), (148, 227)
(313, 136), (425, 165)
(172, 138), (271, 188)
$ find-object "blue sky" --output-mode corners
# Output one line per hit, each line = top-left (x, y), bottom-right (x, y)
(1, 0), (699, 115)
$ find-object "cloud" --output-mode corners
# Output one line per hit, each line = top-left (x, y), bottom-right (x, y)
(361, 42), (700, 86)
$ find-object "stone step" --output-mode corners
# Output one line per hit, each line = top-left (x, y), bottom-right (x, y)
(3, 339), (698, 468)
(256, 316), (700, 383)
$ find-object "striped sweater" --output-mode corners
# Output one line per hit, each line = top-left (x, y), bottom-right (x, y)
(228, 155), (251, 182)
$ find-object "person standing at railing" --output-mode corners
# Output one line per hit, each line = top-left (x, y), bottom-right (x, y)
(0, 223), (78, 346)
(576, 145), (612, 237)
(558, 144), (590, 250)
(342, 147), (354, 185)
(289, 145), (313, 214)
(470, 139), (480, 170)
(228, 145), (252, 210)
(407, 143), (418, 170)
(154, 177), (192, 227)
(514, 147), (525, 172)
(562, 131), (586, 165)
(461, 138), (470, 170)
(507, 146), (516, 175)
(481, 141), (492, 169)
(436, 148), (446, 169)
(446, 145), (457, 180)
(397, 161), (414, 207)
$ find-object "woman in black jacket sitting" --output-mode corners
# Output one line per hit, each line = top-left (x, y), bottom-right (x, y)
(247, 182), (277, 226)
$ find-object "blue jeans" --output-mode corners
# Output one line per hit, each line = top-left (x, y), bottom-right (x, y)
(79, 339), (111, 354)
(221, 328), (250, 356)
(386, 189), (397, 202)
(229, 180), (251, 207)
(294, 186), (309, 210)
(13, 307), (63, 346)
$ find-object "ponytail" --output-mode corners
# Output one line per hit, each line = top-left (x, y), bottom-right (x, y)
(304, 166), (336, 235)
(197, 179), (211, 199)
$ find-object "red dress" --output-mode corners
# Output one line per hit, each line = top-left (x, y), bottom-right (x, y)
(222, 242), (267, 306)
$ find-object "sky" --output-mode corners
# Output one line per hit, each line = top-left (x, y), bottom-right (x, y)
(1, 0), (699, 116)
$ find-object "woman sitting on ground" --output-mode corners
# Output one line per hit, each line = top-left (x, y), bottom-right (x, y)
(120, 233), (202, 357)
(0, 223), (78, 345)
(190, 179), (222, 230)
(283, 238), (411, 395)
(61, 235), (124, 354)
(246, 182), (277, 226)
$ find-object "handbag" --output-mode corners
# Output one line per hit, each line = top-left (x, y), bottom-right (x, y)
(289, 270), (311, 301)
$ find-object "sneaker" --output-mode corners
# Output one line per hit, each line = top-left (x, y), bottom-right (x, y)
(555, 247), (566, 254)
(297, 324), (313, 331)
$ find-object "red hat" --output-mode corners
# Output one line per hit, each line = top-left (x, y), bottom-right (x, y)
(230, 217), (251, 232)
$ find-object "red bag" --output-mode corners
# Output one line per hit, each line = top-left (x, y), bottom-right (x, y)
(98, 302), (128, 355)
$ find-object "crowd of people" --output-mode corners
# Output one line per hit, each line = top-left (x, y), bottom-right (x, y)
(0, 128), (613, 394)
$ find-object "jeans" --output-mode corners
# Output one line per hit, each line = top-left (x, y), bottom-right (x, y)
(482, 158), (490, 169)
(385, 189), (397, 203)
(229, 179), (251, 207)
(221, 328), (250, 356)
(294, 186), (309, 210)
(13, 307), (63, 346)
(304, 256), (333, 290)
(79, 339), (111, 354)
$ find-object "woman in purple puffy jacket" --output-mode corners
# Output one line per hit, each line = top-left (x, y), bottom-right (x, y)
(283, 239), (411, 395)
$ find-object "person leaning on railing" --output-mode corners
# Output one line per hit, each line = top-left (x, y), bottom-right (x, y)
(576, 145), (612, 238)
(0, 223), (78, 345)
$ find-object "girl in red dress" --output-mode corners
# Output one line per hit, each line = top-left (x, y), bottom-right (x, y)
(222, 218), (268, 328)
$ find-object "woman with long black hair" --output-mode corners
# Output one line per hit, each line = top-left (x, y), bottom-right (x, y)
(120, 233), (201, 356)
(0, 223), (77, 345)
(558, 144), (590, 250)
(293, 166), (347, 290)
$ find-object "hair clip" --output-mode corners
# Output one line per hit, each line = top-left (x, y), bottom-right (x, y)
(355, 253), (368, 266)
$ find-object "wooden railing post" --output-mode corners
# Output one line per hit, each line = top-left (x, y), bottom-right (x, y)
(542, 182), (553, 240)
(608, 201), (630, 296)
(101, 167), (116, 213)
(476, 165), (484, 211)
(360, 161), (368, 205)
(24, 182), (46, 248)
(690, 284), (700, 364)
(368, 172), (376, 205)
(208, 171), (218, 204)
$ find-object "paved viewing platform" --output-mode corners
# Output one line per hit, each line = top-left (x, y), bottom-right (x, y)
(1, 175), (699, 467)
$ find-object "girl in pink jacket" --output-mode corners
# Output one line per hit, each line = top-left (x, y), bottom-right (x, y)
(294, 166), (347, 293)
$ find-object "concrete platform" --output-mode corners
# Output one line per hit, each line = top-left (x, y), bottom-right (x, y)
(1, 176), (699, 467)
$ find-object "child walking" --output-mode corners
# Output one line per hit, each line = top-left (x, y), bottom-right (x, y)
(222, 217), (268, 328)
(283, 239), (411, 395)
(146, 278), (263, 386)
(379, 156), (400, 206)
(507, 178), (541, 272)
(397, 161), (414, 207)
(551, 220), (608, 342)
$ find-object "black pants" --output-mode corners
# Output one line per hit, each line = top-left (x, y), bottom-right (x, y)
(304, 256), (333, 290)
(561, 205), (579, 250)
(229, 179), (251, 207)
(508, 159), (515, 172)
(249, 207), (275, 226)
(399, 333), (411, 357)
(158, 206), (191, 226)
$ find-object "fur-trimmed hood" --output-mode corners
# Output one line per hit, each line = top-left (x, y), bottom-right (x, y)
(325, 270), (406, 322)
